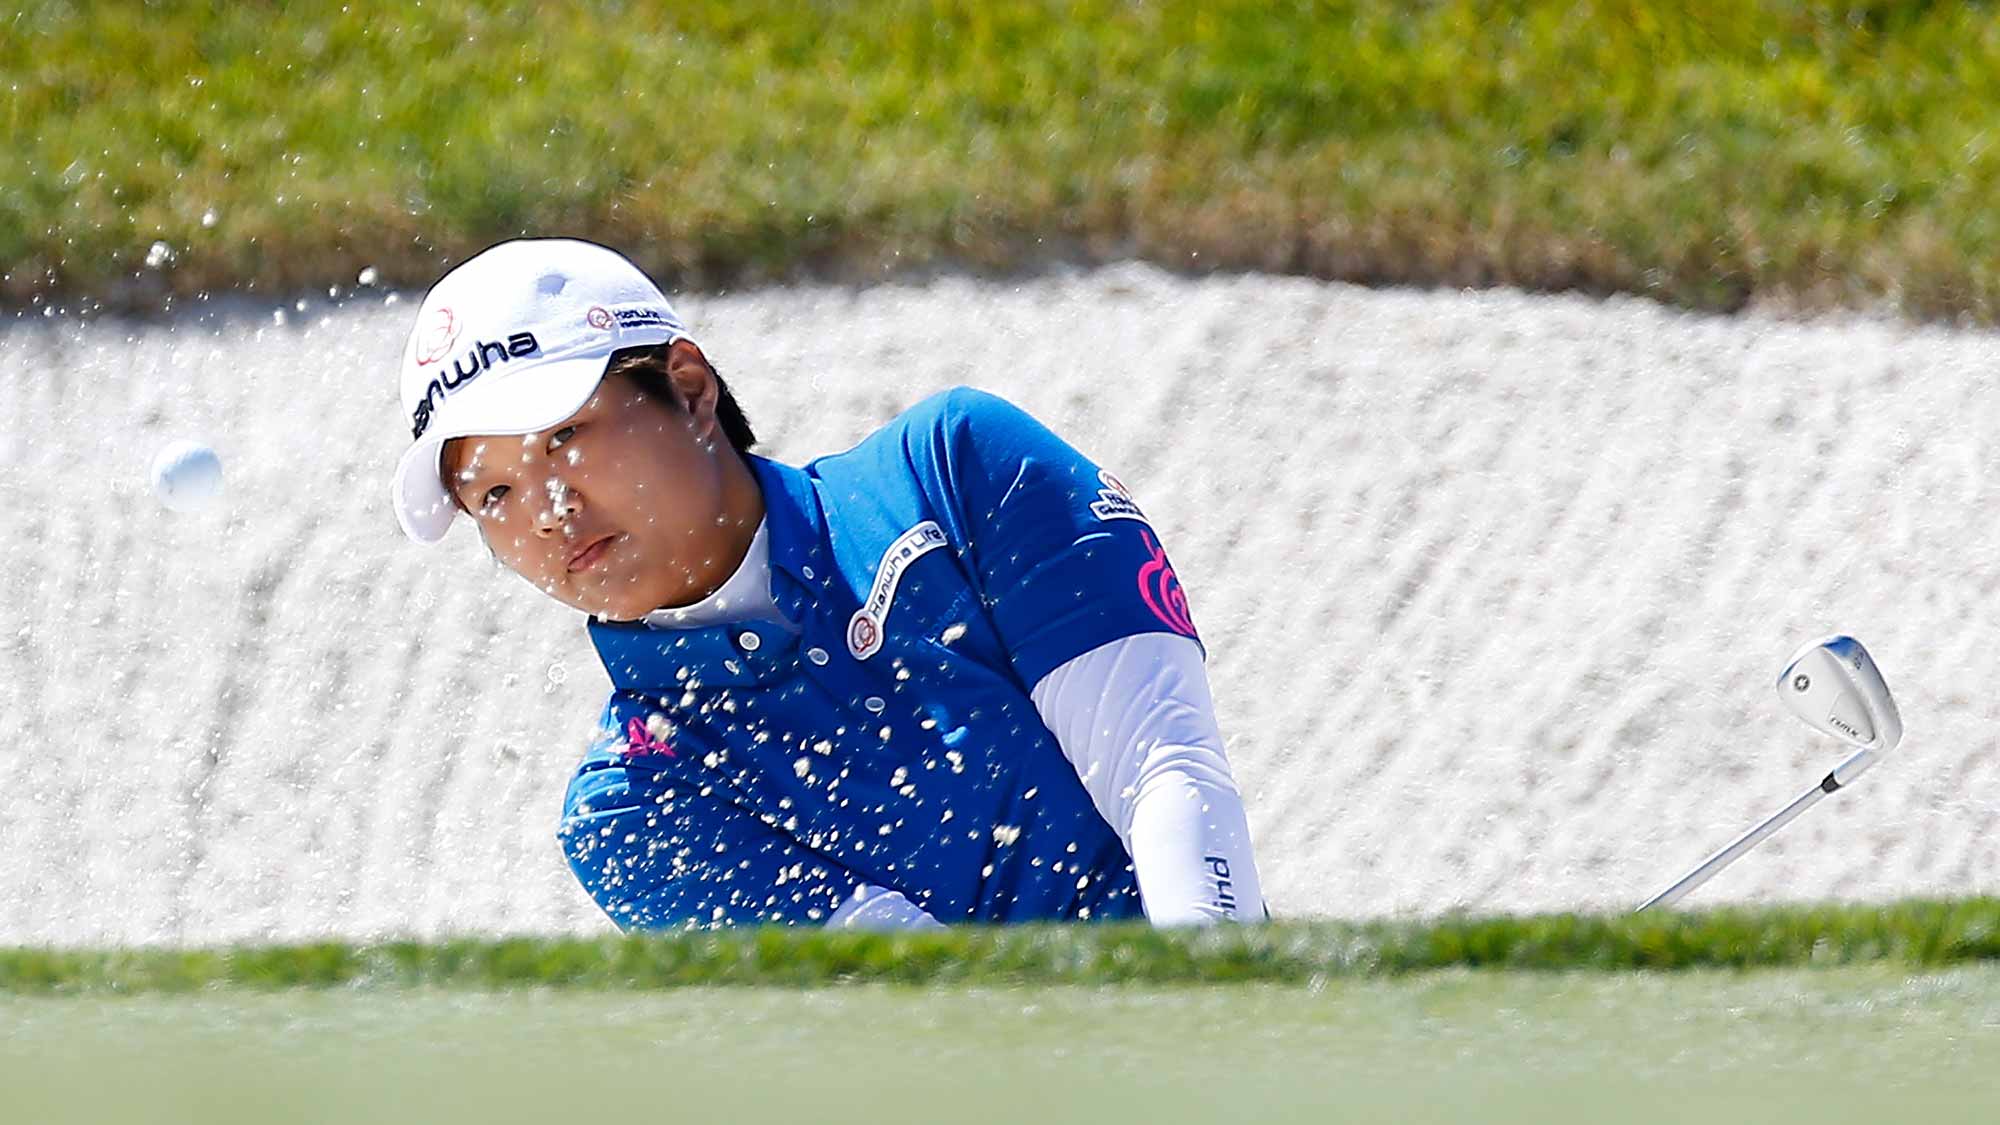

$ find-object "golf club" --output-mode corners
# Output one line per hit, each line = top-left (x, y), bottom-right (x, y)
(1636, 635), (1902, 912)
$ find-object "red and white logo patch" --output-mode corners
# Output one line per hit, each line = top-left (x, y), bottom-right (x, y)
(847, 616), (880, 659)
(413, 306), (462, 366)
(585, 305), (614, 330)
(1089, 469), (1149, 524)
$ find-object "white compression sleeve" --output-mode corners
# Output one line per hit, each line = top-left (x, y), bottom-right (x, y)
(1030, 634), (1266, 926)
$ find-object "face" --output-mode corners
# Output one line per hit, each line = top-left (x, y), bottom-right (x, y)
(440, 345), (762, 620)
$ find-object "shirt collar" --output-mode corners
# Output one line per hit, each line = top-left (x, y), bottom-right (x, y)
(639, 518), (786, 632)
(746, 454), (833, 594)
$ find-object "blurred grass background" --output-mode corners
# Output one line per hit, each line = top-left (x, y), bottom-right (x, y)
(13, 971), (2000, 1123)
(5, 1), (2000, 318)
(7, 899), (2000, 992)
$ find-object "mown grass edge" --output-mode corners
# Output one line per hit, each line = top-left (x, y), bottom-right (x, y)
(6, 898), (1999, 994)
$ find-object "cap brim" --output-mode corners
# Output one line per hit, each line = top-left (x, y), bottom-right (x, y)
(391, 354), (613, 544)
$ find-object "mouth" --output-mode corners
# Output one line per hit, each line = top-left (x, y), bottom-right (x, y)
(566, 533), (619, 574)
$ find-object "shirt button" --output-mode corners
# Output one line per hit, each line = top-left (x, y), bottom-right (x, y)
(738, 631), (762, 652)
(802, 565), (816, 580)
(865, 696), (886, 713)
(807, 647), (830, 666)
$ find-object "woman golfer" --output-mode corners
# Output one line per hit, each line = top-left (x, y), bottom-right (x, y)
(392, 239), (1265, 930)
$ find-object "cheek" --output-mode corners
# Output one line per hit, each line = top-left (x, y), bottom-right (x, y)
(632, 480), (714, 540)
(598, 438), (710, 519)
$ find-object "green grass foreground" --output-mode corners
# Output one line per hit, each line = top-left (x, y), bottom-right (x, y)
(6, 899), (1999, 993)
(8, 2), (2000, 318)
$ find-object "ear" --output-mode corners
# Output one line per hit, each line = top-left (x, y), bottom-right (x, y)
(665, 340), (721, 441)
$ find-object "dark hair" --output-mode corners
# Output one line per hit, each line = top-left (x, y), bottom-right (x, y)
(604, 344), (757, 452)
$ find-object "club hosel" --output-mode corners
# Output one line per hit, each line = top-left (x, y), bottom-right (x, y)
(1825, 747), (1878, 791)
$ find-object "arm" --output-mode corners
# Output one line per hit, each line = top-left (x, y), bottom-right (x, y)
(1031, 633), (1267, 925)
(906, 388), (1267, 924)
(560, 744), (867, 930)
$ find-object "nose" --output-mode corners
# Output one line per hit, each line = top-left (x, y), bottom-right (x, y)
(533, 477), (582, 538)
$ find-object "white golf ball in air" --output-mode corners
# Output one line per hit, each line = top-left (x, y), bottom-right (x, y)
(150, 440), (224, 512)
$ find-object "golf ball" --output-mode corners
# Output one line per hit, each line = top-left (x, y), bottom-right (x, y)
(150, 440), (224, 512)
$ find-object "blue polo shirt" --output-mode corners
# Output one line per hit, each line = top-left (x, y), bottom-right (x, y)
(558, 387), (1205, 929)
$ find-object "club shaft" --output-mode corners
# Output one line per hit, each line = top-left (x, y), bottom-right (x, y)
(1636, 780), (1831, 912)
(1638, 749), (1879, 912)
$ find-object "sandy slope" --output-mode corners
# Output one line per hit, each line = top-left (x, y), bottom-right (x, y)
(4, 265), (1999, 948)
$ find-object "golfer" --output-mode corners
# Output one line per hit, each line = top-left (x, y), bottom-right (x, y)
(391, 239), (1265, 930)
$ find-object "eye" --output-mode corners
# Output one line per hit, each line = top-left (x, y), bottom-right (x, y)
(548, 425), (577, 451)
(480, 484), (511, 511)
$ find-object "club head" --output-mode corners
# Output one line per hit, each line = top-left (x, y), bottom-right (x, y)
(1775, 635), (1902, 760)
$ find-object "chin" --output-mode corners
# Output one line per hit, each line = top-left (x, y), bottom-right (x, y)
(590, 585), (671, 622)
(589, 598), (650, 622)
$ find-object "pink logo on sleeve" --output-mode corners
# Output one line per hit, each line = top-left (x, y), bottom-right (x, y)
(1137, 531), (1199, 640)
(624, 716), (677, 759)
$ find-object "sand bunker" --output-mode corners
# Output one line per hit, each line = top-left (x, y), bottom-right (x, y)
(4, 265), (1998, 946)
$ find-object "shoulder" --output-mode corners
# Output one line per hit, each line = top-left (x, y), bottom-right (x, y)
(825, 386), (1040, 468)
(863, 386), (1072, 479)
(798, 388), (1101, 549)
(802, 386), (1054, 505)
(909, 386), (1052, 451)
(903, 385), (1033, 431)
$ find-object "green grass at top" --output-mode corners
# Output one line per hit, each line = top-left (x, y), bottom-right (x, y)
(7, 1), (2000, 319)
(6, 898), (2000, 993)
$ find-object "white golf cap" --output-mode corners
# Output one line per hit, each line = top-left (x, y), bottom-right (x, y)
(390, 238), (693, 544)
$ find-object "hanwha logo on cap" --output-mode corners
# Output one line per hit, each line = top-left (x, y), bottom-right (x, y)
(414, 306), (461, 366)
(586, 305), (614, 330)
